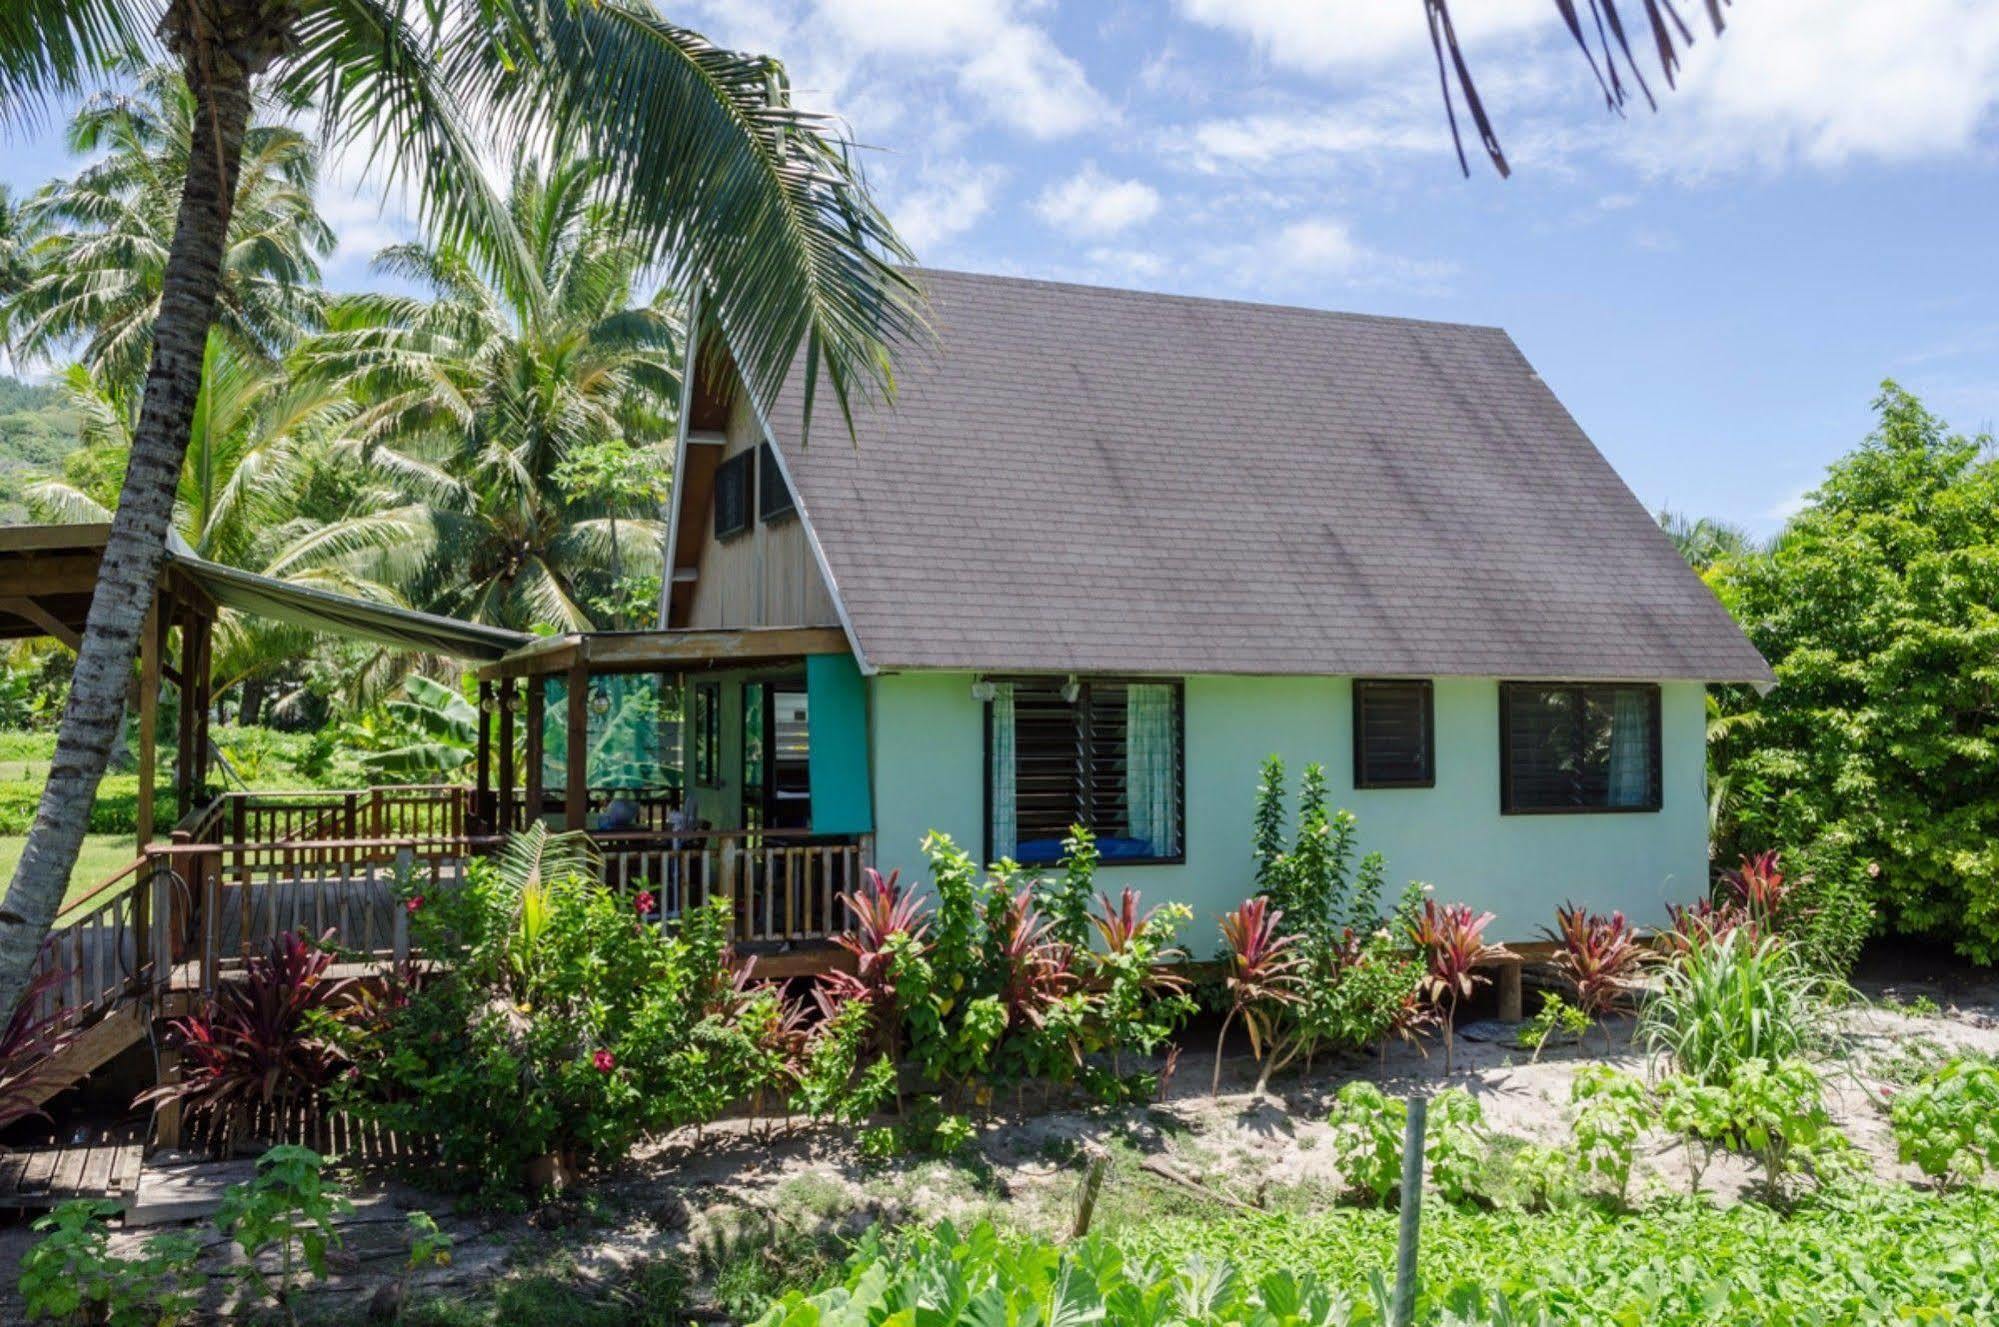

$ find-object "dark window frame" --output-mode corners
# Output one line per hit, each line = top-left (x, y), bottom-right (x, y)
(712, 450), (753, 541)
(1352, 678), (1435, 789)
(1499, 681), (1663, 815)
(691, 681), (722, 788)
(982, 676), (1186, 868)
(757, 443), (796, 523)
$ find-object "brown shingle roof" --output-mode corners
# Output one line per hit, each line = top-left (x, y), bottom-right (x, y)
(759, 269), (1771, 683)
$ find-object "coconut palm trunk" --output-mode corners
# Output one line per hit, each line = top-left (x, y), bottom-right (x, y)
(0, 1), (291, 1015)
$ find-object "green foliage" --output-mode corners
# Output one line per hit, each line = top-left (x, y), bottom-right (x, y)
(791, 999), (896, 1128)
(1325, 1081), (1406, 1205)
(1654, 1074), (1731, 1194)
(1039, 824), (1097, 949)
(1711, 383), (1999, 961)
(1639, 931), (1823, 1086)
(1722, 1057), (1841, 1202)
(215, 1146), (353, 1325)
(1426, 1088), (1489, 1207)
(1889, 1058), (1999, 1189)
(1488, 1143), (1574, 1214)
(346, 677), (478, 780)
(1116, 1187), (1999, 1325)
(19, 1199), (199, 1326)
(0, 774), (174, 836)
(1568, 1067), (1651, 1205)
(332, 829), (757, 1191)
(1515, 992), (1589, 1061)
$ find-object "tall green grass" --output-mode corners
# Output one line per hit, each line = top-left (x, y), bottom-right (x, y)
(1639, 931), (1827, 1084)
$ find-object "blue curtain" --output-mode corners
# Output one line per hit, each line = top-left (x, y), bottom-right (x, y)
(1607, 689), (1651, 807)
(1126, 684), (1179, 856)
(990, 684), (1016, 859)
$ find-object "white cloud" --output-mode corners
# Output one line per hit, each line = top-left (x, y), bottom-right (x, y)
(1184, 100), (1436, 173)
(1226, 217), (1455, 296)
(1175, 0), (1547, 76)
(892, 162), (1006, 251)
(1033, 164), (1160, 237)
(813, 0), (1109, 138)
(1626, 0), (1999, 176)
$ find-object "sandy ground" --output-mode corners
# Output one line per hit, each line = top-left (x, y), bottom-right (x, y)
(3, 966), (1996, 1321)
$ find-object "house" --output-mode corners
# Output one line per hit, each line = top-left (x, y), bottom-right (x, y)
(521, 268), (1772, 949)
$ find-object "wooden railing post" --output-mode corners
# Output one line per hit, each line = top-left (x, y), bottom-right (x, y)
(718, 840), (738, 942)
(392, 846), (414, 966)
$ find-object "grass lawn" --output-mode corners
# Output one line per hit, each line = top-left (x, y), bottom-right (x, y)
(0, 833), (142, 910)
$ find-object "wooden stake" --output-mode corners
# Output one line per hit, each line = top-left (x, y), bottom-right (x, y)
(1392, 1095), (1427, 1327)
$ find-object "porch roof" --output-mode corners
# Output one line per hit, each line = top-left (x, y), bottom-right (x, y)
(0, 524), (527, 662)
(474, 625), (850, 680)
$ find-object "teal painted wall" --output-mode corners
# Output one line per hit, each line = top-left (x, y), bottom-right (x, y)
(806, 652), (873, 834)
(867, 673), (1710, 954)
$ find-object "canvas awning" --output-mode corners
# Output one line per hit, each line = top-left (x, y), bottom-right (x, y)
(0, 524), (527, 662)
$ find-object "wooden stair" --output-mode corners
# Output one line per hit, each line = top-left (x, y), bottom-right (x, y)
(29, 1005), (148, 1108)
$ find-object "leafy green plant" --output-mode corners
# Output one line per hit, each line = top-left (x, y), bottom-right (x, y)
(1639, 930), (1822, 1085)
(1325, 1081), (1406, 1205)
(1889, 1058), (1999, 1190)
(391, 1211), (455, 1320)
(1569, 1066), (1651, 1206)
(1492, 1142), (1574, 1213)
(1426, 1087), (1489, 1207)
(1515, 992), (1589, 1062)
(19, 1199), (200, 1326)
(1082, 887), (1194, 1081)
(1038, 824), (1097, 949)
(1723, 1057), (1838, 1202)
(1655, 1074), (1731, 1194)
(1542, 904), (1648, 1046)
(214, 1146), (353, 1326)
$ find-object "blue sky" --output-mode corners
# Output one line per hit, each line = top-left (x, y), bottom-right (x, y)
(8, 0), (1999, 535)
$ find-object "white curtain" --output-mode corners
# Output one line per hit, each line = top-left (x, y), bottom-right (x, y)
(990, 684), (1016, 859)
(1126, 684), (1180, 856)
(1607, 689), (1651, 807)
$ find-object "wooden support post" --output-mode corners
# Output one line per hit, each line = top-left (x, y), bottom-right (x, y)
(154, 1047), (184, 1151)
(497, 681), (516, 832)
(191, 614), (212, 796)
(475, 680), (492, 830)
(136, 602), (160, 847)
(565, 664), (588, 831)
(525, 679), (545, 824)
(1497, 959), (1524, 1023)
(1392, 1095), (1427, 1327)
(173, 610), (195, 810)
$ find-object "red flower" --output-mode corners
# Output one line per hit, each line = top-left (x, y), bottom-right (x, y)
(593, 1049), (616, 1073)
(635, 891), (656, 916)
(405, 895), (424, 915)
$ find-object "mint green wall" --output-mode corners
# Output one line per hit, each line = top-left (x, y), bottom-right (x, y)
(806, 652), (873, 834)
(867, 672), (1710, 954)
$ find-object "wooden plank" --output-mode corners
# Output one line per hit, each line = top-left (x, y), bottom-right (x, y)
(19, 1147), (60, 1195)
(0, 1150), (33, 1194)
(50, 1144), (89, 1196)
(137, 603), (159, 846)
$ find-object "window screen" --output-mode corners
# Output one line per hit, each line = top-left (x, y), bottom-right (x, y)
(987, 678), (1183, 865)
(1500, 682), (1660, 813)
(713, 451), (752, 539)
(1354, 680), (1434, 788)
(758, 443), (795, 522)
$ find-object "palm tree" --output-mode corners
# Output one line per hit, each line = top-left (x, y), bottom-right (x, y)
(11, 62), (332, 390)
(0, 185), (44, 360)
(0, 0), (916, 1012)
(1657, 508), (1760, 574)
(301, 150), (676, 633)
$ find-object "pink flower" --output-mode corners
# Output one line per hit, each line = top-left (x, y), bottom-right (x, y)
(405, 896), (424, 915)
(592, 1049), (616, 1073)
(635, 891), (656, 916)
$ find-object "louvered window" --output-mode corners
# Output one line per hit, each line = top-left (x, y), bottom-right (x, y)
(758, 443), (795, 522)
(1354, 680), (1434, 788)
(987, 678), (1182, 865)
(1500, 682), (1661, 813)
(712, 450), (752, 540)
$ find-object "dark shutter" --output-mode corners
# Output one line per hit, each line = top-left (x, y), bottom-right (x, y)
(758, 443), (795, 522)
(1354, 680), (1434, 788)
(713, 451), (752, 539)
(994, 678), (1182, 864)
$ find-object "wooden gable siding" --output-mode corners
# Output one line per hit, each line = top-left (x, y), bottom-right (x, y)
(678, 393), (841, 631)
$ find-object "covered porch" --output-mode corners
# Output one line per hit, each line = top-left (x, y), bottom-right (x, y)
(471, 625), (874, 946)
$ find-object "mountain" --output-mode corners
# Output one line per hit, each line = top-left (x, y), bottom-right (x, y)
(0, 376), (81, 523)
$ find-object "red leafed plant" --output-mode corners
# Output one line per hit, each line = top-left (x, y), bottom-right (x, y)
(1663, 896), (1755, 954)
(1544, 902), (1651, 1046)
(831, 867), (931, 1007)
(1719, 851), (1803, 930)
(1407, 899), (1507, 1074)
(138, 928), (356, 1146)
(1213, 897), (1304, 1095)
(995, 889), (1077, 1036)
(1090, 888), (1191, 996)
(0, 961), (81, 1134)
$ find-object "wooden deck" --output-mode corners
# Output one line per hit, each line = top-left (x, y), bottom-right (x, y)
(0, 1120), (145, 1210)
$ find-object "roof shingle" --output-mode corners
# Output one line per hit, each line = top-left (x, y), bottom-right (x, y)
(759, 269), (1772, 683)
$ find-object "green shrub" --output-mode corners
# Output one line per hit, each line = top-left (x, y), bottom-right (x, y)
(1890, 1058), (1999, 1189)
(19, 1198), (200, 1325)
(214, 1145), (353, 1324)
(1425, 1088), (1489, 1207)
(1515, 992), (1589, 1060)
(1325, 1081), (1406, 1205)
(1569, 1066), (1651, 1205)
(1640, 931), (1823, 1085)
(0, 775), (175, 835)
(1655, 1073), (1731, 1194)
(1722, 1057), (1842, 1201)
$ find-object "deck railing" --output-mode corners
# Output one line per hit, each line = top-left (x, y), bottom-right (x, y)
(37, 784), (867, 1025)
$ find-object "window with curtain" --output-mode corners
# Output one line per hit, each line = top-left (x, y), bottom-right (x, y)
(986, 677), (1183, 865)
(1500, 682), (1660, 813)
(692, 682), (721, 787)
